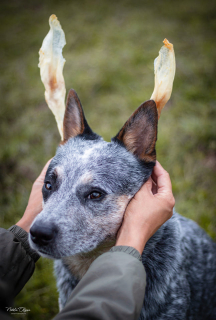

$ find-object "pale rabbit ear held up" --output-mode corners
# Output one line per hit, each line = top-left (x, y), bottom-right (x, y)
(38, 14), (66, 140)
(150, 39), (176, 119)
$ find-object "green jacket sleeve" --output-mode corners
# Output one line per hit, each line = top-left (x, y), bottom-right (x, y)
(53, 248), (146, 320)
(0, 225), (146, 320)
(0, 226), (40, 300)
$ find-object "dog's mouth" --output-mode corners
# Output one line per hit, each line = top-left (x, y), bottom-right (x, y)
(29, 236), (55, 258)
(38, 248), (51, 255)
(37, 248), (56, 259)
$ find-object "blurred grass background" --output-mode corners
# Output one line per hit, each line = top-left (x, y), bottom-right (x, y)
(0, 0), (215, 318)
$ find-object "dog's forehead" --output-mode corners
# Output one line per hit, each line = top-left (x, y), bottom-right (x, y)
(54, 138), (130, 170)
(49, 137), (145, 187)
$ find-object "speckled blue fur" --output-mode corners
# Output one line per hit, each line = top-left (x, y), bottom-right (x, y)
(140, 212), (216, 319)
(29, 94), (216, 319)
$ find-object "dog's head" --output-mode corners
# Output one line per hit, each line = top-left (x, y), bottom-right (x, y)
(29, 89), (158, 258)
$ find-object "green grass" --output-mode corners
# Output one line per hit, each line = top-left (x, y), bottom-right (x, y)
(0, 0), (216, 318)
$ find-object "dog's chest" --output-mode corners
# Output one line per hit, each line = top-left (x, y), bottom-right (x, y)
(63, 254), (97, 279)
(62, 244), (113, 280)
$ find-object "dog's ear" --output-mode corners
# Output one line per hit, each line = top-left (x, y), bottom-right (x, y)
(112, 100), (158, 163)
(62, 89), (97, 143)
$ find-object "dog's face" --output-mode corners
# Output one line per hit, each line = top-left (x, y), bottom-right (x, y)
(29, 90), (158, 259)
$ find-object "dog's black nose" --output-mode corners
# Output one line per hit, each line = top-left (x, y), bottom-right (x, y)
(30, 222), (57, 246)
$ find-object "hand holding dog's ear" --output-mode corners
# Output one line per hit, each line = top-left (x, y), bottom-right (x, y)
(116, 161), (175, 254)
(16, 159), (52, 232)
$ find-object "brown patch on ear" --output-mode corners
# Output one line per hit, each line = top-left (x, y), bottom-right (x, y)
(114, 100), (158, 162)
(62, 89), (85, 143)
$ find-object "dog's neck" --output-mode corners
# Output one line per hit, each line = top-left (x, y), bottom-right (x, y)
(62, 214), (180, 282)
(62, 238), (115, 280)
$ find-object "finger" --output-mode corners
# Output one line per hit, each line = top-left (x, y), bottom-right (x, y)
(143, 177), (153, 194)
(153, 161), (172, 194)
(151, 168), (158, 194)
(37, 158), (53, 182)
(151, 169), (157, 185)
(151, 178), (157, 195)
(134, 177), (152, 200)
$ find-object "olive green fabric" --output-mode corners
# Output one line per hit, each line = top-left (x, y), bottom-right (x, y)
(0, 226), (40, 320)
(110, 245), (142, 261)
(0, 226), (146, 320)
(8, 225), (40, 262)
(0, 226), (39, 299)
(54, 252), (146, 320)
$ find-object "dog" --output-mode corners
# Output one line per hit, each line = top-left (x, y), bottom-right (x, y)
(29, 89), (216, 319)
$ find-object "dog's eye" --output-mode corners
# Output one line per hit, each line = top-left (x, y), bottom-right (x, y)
(45, 182), (52, 191)
(88, 192), (102, 200)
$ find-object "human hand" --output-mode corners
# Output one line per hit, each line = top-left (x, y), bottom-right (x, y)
(115, 161), (175, 254)
(16, 159), (52, 232)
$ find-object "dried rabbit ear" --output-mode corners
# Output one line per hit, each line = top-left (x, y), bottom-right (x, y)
(39, 14), (66, 140)
(150, 39), (176, 118)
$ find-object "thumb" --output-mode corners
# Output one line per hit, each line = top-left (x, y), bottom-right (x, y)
(153, 161), (172, 196)
(36, 159), (52, 184)
(145, 177), (153, 191)
(134, 176), (152, 201)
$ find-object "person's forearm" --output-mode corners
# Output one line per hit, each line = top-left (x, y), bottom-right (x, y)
(116, 224), (149, 254)
(53, 248), (146, 320)
(0, 225), (145, 320)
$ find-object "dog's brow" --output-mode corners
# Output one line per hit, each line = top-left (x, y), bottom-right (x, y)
(54, 166), (64, 179)
(78, 172), (93, 184)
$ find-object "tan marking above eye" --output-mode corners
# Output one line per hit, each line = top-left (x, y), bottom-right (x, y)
(79, 172), (93, 184)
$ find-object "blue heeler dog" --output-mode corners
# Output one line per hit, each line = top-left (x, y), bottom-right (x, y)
(29, 89), (216, 319)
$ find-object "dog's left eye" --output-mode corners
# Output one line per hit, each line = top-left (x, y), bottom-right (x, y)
(88, 192), (102, 200)
(45, 182), (52, 191)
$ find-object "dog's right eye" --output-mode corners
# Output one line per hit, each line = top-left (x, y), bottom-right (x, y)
(88, 192), (102, 200)
(45, 182), (52, 191)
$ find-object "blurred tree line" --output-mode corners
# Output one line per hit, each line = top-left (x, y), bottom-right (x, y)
(0, 0), (215, 318)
